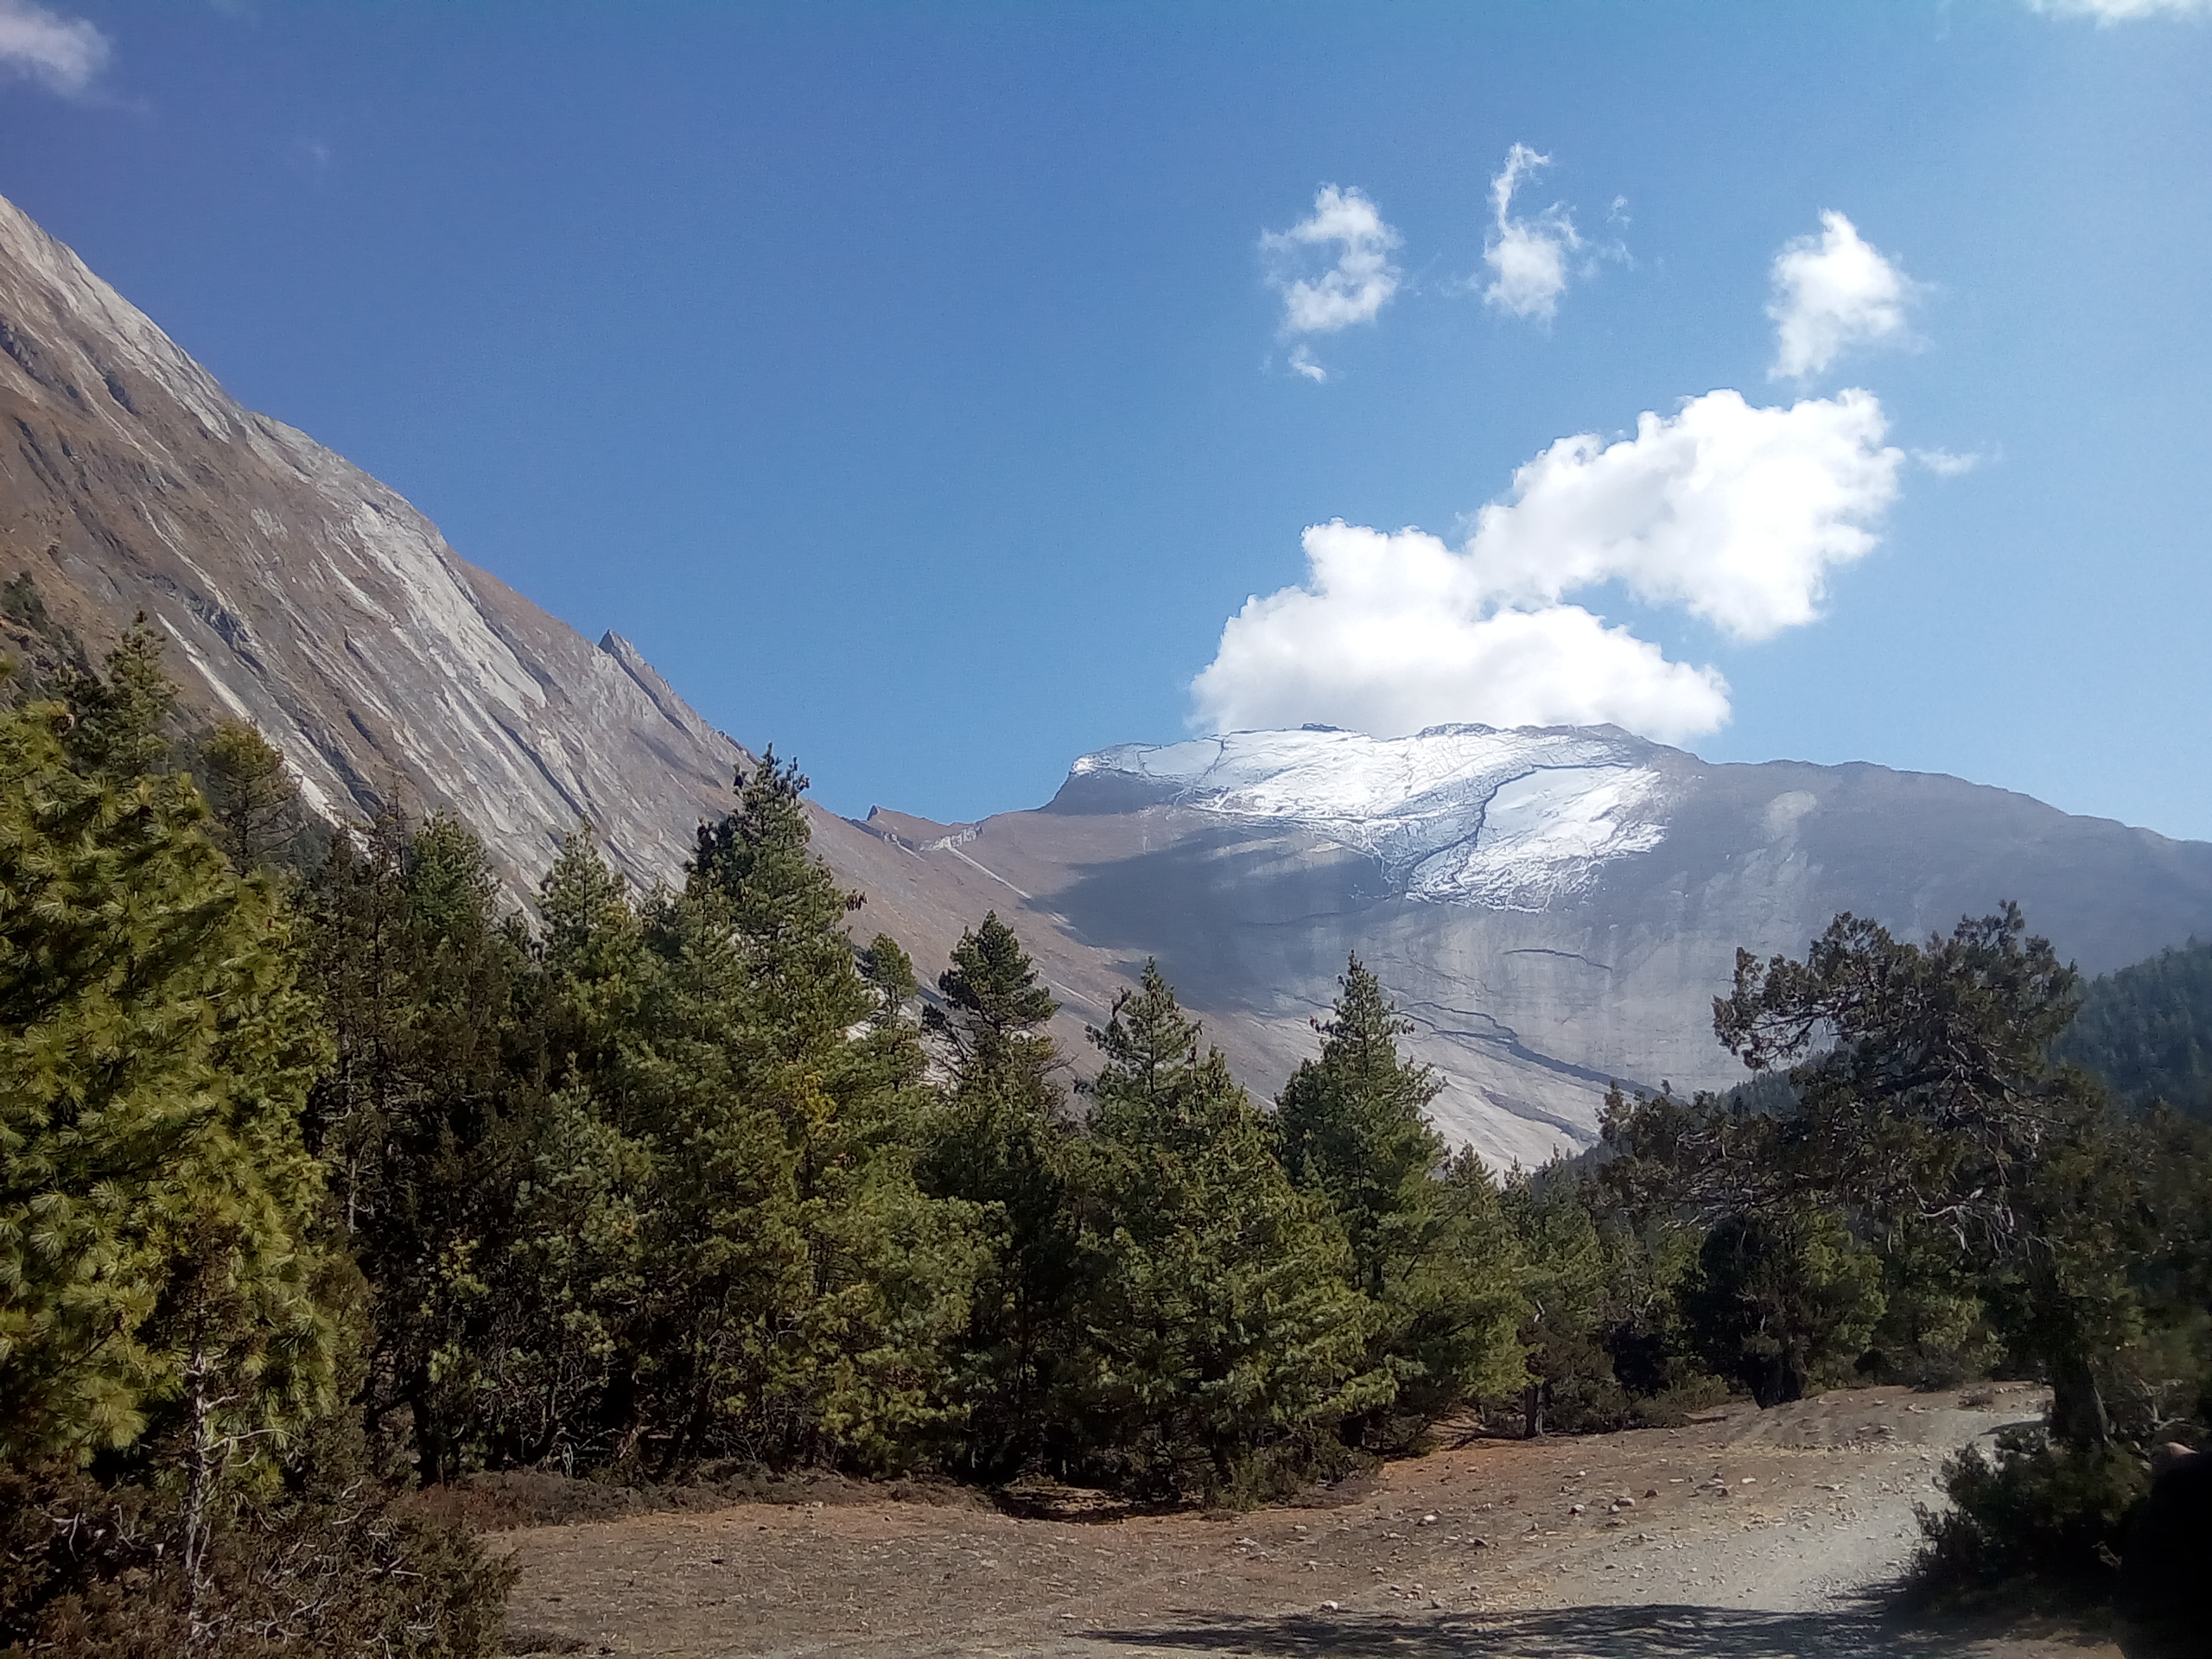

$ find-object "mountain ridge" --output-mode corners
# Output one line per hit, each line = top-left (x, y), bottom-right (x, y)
(8, 187), (2212, 1164)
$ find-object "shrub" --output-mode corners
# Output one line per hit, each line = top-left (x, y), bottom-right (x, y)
(1910, 1426), (2145, 1600)
(0, 1462), (514, 1658)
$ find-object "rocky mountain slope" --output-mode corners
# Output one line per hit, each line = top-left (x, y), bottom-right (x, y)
(8, 189), (2212, 1164)
(906, 727), (2212, 1163)
(0, 190), (764, 893)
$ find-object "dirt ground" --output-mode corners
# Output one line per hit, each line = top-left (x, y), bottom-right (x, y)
(496, 1383), (2117, 1659)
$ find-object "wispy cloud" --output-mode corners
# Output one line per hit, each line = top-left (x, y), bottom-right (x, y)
(1914, 447), (1986, 476)
(0, 0), (110, 98)
(1261, 186), (1401, 380)
(1481, 145), (1586, 322)
(2026, 0), (2209, 20)
(1192, 387), (1904, 745)
(1768, 211), (1917, 380)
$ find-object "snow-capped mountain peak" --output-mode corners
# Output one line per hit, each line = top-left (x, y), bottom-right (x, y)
(1066, 724), (1675, 909)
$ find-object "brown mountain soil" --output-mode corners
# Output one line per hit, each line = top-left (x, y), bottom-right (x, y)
(495, 1383), (2113, 1658)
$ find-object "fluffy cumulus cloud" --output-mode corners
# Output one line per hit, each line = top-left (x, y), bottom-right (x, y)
(0, 0), (108, 96)
(2028, 0), (2209, 17)
(1769, 212), (1916, 379)
(1191, 388), (1904, 745)
(1262, 186), (1402, 335)
(1482, 145), (1585, 321)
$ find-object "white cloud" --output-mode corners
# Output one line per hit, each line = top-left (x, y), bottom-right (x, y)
(1482, 144), (1585, 322)
(1262, 185), (1402, 336)
(1193, 541), (1732, 744)
(1768, 211), (1916, 380)
(1287, 346), (1329, 384)
(1913, 446), (1985, 476)
(1191, 387), (1904, 745)
(0, 0), (109, 96)
(2028, 0), (2209, 18)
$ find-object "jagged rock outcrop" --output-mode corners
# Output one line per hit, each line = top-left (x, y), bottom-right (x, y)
(0, 190), (759, 894)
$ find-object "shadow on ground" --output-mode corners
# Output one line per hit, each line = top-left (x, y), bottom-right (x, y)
(1080, 1603), (2107, 1657)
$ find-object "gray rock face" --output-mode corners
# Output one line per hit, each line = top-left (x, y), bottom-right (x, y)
(9, 190), (2212, 1166)
(0, 189), (744, 896)
(859, 728), (2212, 1166)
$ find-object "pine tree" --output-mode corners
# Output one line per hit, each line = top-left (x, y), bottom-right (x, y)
(1683, 1205), (1885, 1407)
(918, 912), (1079, 1476)
(1276, 957), (1526, 1446)
(54, 616), (174, 781)
(1712, 906), (2112, 1442)
(497, 827), (658, 1470)
(581, 756), (982, 1474)
(1498, 1170), (1611, 1436)
(1277, 957), (1445, 1296)
(0, 698), (337, 1467)
(1073, 962), (1385, 1501)
(187, 721), (317, 874)
(298, 812), (547, 1479)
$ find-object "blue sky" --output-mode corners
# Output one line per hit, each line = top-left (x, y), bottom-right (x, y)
(3, 2), (2209, 837)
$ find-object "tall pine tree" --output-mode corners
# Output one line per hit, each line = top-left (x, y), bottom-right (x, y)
(918, 912), (1079, 1477)
(0, 696), (336, 1467)
(1073, 962), (1384, 1500)
(1275, 957), (1526, 1446)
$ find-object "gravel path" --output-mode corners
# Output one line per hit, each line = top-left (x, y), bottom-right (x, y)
(499, 1384), (2114, 1659)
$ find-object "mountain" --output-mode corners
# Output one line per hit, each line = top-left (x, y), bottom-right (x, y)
(0, 190), (760, 895)
(8, 190), (2212, 1165)
(847, 727), (2212, 1165)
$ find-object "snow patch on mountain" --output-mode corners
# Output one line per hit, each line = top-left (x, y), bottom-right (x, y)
(1069, 725), (1672, 907)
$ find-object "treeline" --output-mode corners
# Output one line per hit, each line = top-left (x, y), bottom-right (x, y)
(2056, 938), (2212, 1120)
(6, 629), (2211, 1649)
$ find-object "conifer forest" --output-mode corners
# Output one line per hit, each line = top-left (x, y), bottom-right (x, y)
(4, 633), (2212, 1656)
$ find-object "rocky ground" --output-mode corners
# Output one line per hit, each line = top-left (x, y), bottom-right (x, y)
(496, 1383), (2113, 1659)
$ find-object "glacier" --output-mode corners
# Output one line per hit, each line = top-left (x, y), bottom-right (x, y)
(1067, 725), (1673, 910)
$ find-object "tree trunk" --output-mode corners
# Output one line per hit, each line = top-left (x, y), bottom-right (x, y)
(180, 1337), (218, 1647)
(2048, 1345), (2111, 1449)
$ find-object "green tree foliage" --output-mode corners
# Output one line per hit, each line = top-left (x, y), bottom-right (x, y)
(0, 698), (336, 1468)
(183, 721), (323, 877)
(1276, 957), (1524, 1447)
(1712, 904), (2081, 1254)
(2055, 938), (2212, 1119)
(298, 812), (548, 1481)
(52, 618), (175, 783)
(531, 763), (983, 1476)
(1596, 901), (2212, 1600)
(1683, 1207), (1885, 1407)
(1605, 908), (2128, 1442)
(0, 1453), (514, 1658)
(917, 912), (1079, 1477)
(1071, 963), (1384, 1500)
(1497, 1170), (1613, 1436)
(1276, 957), (1446, 1300)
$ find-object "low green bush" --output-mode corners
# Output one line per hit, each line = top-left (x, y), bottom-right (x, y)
(1910, 1426), (2146, 1601)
